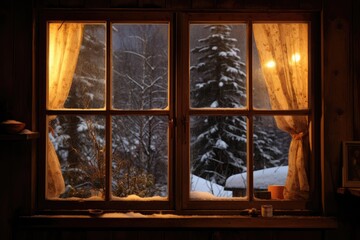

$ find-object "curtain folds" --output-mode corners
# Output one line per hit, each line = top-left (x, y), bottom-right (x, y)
(47, 23), (83, 198)
(253, 23), (310, 200)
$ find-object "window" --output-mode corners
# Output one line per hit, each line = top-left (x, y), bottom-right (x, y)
(39, 12), (319, 212)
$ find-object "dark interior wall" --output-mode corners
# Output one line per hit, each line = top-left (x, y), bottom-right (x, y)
(0, 0), (33, 124)
(0, 0), (359, 239)
(322, 0), (352, 216)
(0, 1), (34, 240)
(354, 0), (360, 140)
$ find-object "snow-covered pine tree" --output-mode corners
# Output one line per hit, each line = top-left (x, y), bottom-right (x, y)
(190, 24), (286, 187)
(252, 116), (289, 170)
(190, 25), (247, 186)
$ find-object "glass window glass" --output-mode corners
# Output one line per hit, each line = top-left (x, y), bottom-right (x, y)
(190, 115), (247, 199)
(111, 115), (169, 199)
(190, 24), (247, 109)
(47, 115), (106, 200)
(48, 23), (106, 110)
(111, 24), (169, 110)
(252, 23), (309, 110)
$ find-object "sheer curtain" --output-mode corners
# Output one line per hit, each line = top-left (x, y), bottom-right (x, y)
(253, 23), (310, 200)
(47, 23), (83, 198)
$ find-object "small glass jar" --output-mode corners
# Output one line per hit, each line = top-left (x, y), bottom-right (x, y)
(261, 205), (273, 217)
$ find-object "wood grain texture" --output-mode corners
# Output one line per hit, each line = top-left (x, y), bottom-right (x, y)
(35, 0), (323, 9)
(322, 0), (353, 216)
(16, 215), (338, 229)
(352, 0), (360, 140)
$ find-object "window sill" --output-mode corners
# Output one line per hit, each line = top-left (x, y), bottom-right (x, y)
(17, 214), (337, 229)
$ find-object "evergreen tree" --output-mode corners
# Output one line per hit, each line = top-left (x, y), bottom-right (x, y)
(190, 25), (285, 186)
(190, 25), (247, 185)
(253, 116), (289, 170)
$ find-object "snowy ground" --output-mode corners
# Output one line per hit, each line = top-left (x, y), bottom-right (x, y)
(190, 166), (287, 199)
(191, 174), (233, 198)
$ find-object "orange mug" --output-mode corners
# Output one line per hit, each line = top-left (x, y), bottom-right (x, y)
(268, 185), (284, 199)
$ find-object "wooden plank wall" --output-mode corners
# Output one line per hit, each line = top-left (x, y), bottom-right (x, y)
(0, 1), (34, 239)
(13, 229), (327, 240)
(37, 0), (322, 9)
(353, 0), (360, 139)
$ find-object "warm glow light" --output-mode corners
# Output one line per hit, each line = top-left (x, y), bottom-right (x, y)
(265, 60), (276, 68)
(291, 53), (301, 63)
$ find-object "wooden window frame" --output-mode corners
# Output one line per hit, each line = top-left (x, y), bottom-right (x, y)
(37, 10), (175, 211)
(179, 12), (321, 213)
(36, 10), (321, 214)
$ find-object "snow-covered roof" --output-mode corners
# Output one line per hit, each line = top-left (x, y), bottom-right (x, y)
(225, 166), (288, 190)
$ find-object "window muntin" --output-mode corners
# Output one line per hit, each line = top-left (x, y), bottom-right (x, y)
(41, 13), (316, 212)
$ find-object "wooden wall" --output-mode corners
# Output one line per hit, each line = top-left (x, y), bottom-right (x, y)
(12, 228), (331, 240)
(1, 0), (360, 239)
(36, 0), (322, 9)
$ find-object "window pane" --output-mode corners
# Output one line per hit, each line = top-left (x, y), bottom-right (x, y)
(112, 24), (169, 110)
(47, 115), (106, 200)
(190, 24), (247, 109)
(48, 23), (106, 109)
(253, 23), (308, 110)
(111, 116), (168, 199)
(253, 115), (291, 200)
(190, 116), (247, 198)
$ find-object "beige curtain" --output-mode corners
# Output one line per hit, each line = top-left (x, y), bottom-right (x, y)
(47, 23), (83, 198)
(253, 23), (310, 200)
